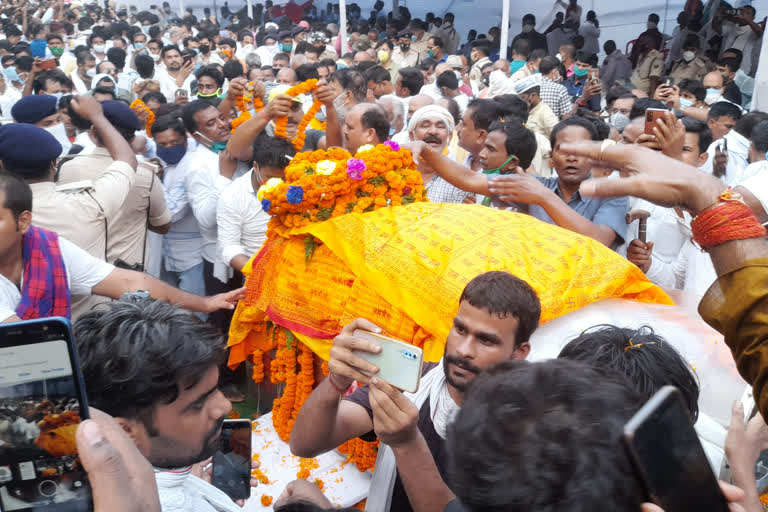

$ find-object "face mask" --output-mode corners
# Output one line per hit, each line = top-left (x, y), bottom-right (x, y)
(388, 125), (397, 137)
(195, 131), (227, 153)
(50, 47), (64, 57)
(142, 25), (151, 34)
(704, 89), (722, 105)
(49, 92), (64, 102)
(197, 88), (221, 99)
(523, 24), (534, 33)
(609, 112), (630, 132)
(483, 154), (517, 175)
(280, 43), (293, 52)
(647, 22), (657, 30)
(134, 42), (145, 50)
(679, 96), (693, 108)
(333, 93), (349, 120)
(150, 53), (161, 62)
(200, 44), (210, 54)
(555, 52), (562, 61)
(157, 143), (186, 164)
(411, 35), (417, 42)
(44, 123), (69, 150)
(92, 44), (105, 53)
(400, 43), (410, 52)
(86, 68), (96, 78)
(377, 50), (389, 62)
(573, 65), (588, 78)
(682, 51), (695, 62)
(4, 66), (20, 83)
(427, 49), (433, 57)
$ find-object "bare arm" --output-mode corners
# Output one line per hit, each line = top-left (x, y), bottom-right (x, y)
(314, 81), (342, 148)
(535, 191), (618, 246)
(2, 314), (22, 323)
(92, 268), (244, 314)
(416, 142), (490, 195)
(71, 96), (137, 170)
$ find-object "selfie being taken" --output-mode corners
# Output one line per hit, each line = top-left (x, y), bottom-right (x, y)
(0, 0), (767, 511)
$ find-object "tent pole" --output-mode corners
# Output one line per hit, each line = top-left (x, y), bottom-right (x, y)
(499, 0), (510, 60)
(177, 0), (184, 17)
(247, 0), (253, 21)
(339, 0), (348, 58)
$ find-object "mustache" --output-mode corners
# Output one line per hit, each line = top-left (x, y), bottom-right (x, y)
(423, 135), (443, 145)
(445, 354), (481, 374)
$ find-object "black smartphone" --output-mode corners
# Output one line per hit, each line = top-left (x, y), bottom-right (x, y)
(623, 386), (728, 512)
(211, 419), (252, 501)
(0, 318), (92, 512)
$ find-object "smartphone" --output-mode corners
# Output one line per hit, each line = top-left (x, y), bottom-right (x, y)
(662, 76), (674, 87)
(174, 88), (188, 98)
(39, 58), (57, 70)
(624, 386), (729, 512)
(0, 318), (92, 512)
(211, 419), (252, 501)
(644, 108), (667, 135)
(182, 53), (194, 66)
(352, 330), (423, 393)
(587, 68), (599, 82)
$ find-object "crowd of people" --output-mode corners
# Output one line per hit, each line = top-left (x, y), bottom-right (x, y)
(1, 0), (768, 510)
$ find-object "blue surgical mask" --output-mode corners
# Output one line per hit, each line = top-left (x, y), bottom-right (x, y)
(388, 125), (397, 137)
(679, 96), (693, 108)
(4, 66), (20, 83)
(134, 42), (145, 50)
(157, 143), (187, 164)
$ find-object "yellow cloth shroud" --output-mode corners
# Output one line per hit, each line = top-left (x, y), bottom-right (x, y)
(228, 203), (672, 366)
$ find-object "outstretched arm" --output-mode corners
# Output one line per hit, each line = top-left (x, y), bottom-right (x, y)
(410, 141), (490, 195)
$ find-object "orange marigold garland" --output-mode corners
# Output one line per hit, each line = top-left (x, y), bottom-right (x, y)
(251, 349), (264, 382)
(273, 78), (322, 150)
(231, 83), (265, 133)
(129, 99), (155, 137)
(338, 437), (379, 472)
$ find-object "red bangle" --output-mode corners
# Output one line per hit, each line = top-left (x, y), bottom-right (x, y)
(577, 99), (587, 107)
(327, 374), (351, 395)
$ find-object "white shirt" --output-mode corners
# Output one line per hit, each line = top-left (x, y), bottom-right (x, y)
(0, 86), (21, 119)
(162, 145), (205, 273)
(155, 468), (240, 512)
(184, 144), (247, 279)
(739, 164), (768, 215)
(154, 67), (194, 103)
(216, 170), (270, 267)
(0, 236), (114, 322)
(70, 72), (89, 95)
(701, 129), (750, 185)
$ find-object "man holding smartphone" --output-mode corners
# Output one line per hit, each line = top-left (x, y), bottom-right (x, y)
(291, 271), (541, 512)
(154, 45), (195, 103)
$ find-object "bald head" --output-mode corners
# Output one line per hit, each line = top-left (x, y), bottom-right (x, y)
(343, 102), (390, 152)
(354, 51), (373, 65)
(703, 71), (724, 90)
(408, 94), (434, 118)
(276, 67), (297, 85)
(378, 95), (405, 134)
(434, 63), (452, 77)
(291, 54), (307, 69)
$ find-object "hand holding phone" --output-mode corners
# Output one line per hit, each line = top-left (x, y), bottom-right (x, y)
(210, 420), (252, 502)
(352, 330), (423, 393)
(624, 386), (729, 512)
(644, 108), (667, 135)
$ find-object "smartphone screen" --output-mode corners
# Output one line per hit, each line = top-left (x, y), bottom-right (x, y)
(352, 330), (423, 393)
(0, 318), (91, 512)
(211, 420), (252, 502)
(624, 386), (728, 512)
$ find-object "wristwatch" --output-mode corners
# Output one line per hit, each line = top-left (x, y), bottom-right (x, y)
(119, 290), (151, 303)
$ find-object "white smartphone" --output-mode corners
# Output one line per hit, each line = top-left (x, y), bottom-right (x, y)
(352, 330), (424, 393)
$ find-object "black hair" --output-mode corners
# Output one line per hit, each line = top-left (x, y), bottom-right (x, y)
(142, 91), (168, 105)
(439, 97), (461, 126)
(751, 120), (768, 153)
(436, 70), (458, 90)
(356, 61), (376, 72)
(251, 134), (297, 168)
(512, 39), (531, 60)
(550, 116), (599, 147)
(218, 37), (237, 49)
(222, 59), (244, 81)
(160, 44), (181, 59)
(467, 99), (503, 132)
(331, 68), (368, 102)
(734, 111), (768, 139)
(32, 69), (67, 94)
(429, 35), (444, 49)
(365, 65), (391, 84)
(486, 120), (538, 173)
(92, 86), (116, 100)
(681, 117), (712, 155)
(151, 113), (186, 138)
(495, 94), (529, 123)
(447, 359), (645, 512)
(46, 33), (63, 43)
(742, 5), (756, 17)
(717, 56), (740, 73)
(73, 299), (226, 426)
(629, 98), (667, 121)
(529, 48), (547, 62)
(14, 56), (33, 72)
(522, 13), (536, 24)
(574, 108), (610, 140)
(273, 52), (290, 64)
(559, 325), (699, 421)
(195, 65), (225, 88)
(722, 47), (744, 67)
(360, 105), (390, 143)
(0, 173), (32, 221)
(459, 271), (540, 345)
(604, 39), (617, 54)
(134, 54), (155, 79)
(706, 101), (743, 122)
(182, 99), (218, 133)
(295, 63), (319, 82)
(397, 67), (424, 96)
(538, 56), (559, 76)
(320, 58), (336, 68)
(106, 47), (127, 70)
(678, 79), (706, 102)
(606, 86), (633, 107)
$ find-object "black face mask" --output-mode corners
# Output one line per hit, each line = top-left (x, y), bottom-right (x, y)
(400, 43), (410, 52)
(200, 44), (210, 54)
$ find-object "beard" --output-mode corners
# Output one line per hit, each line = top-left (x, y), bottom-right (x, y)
(150, 415), (226, 469)
(443, 351), (481, 392)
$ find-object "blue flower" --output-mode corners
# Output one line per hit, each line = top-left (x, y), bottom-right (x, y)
(261, 199), (272, 212)
(286, 185), (304, 204)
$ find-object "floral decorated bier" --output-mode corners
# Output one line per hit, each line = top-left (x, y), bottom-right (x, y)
(229, 141), (671, 471)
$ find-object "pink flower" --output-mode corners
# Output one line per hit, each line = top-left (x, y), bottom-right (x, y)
(383, 140), (400, 151)
(346, 158), (366, 180)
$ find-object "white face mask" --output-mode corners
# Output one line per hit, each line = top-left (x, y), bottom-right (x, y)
(555, 52), (562, 61)
(150, 53), (161, 62)
(704, 88), (722, 105)
(682, 50), (695, 62)
(523, 24), (534, 33)
(44, 123), (70, 153)
(92, 44), (105, 53)
(86, 68), (96, 78)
